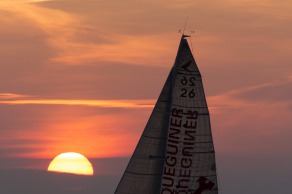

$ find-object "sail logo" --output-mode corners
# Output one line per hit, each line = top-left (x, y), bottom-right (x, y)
(180, 60), (192, 72)
(160, 107), (198, 194)
(192, 176), (215, 194)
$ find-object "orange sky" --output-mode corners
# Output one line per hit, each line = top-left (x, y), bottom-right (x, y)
(0, 0), (291, 166)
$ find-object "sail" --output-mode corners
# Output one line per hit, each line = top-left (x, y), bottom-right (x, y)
(115, 36), (218, 194)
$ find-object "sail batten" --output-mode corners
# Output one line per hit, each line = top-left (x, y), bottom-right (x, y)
(115, 36), (218, 194)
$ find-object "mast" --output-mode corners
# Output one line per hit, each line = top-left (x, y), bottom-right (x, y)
(115, 35), (218, 194)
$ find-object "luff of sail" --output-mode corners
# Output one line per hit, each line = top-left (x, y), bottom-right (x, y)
(114, 36), (218, 194)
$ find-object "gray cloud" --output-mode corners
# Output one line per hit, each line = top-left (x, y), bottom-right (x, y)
(0, 169), (120, 194)
(0, 147), (45, 156)
(230, 78), (292, 103)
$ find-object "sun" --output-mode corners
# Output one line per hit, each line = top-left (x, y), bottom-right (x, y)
(47, 152), (94, 175)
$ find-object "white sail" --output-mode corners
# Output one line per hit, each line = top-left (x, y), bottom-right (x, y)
(115, 36), (218, 194)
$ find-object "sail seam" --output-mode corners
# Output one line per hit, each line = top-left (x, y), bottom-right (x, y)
(124, 171), (217, 178)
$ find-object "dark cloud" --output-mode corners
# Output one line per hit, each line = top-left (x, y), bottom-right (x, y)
(0, 147), (45, 157)
(0, 169), (120, 194)
(0, 157), (50, 169)
(0, 138), (57, 146)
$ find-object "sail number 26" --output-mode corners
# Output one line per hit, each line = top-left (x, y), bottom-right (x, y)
(180, 76), (196, 98)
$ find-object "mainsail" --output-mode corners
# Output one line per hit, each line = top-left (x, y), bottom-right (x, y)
(115, 35), (218, 194)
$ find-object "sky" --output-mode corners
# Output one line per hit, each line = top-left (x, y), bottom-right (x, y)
(0, 0), (292, 193)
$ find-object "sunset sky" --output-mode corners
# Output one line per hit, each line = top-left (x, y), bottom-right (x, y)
(0, 0), (291, 193)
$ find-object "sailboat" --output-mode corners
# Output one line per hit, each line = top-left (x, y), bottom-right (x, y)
(115, 34), (218, 194)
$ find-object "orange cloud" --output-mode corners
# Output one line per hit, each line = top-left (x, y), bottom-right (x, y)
(0, 98), (155, 109)
(0, 93), (31, 99)
(0, 104), (151, 158)
(0, 1), (177, 66)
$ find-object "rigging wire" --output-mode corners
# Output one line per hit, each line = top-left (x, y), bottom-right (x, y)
(183, 16), (189, 35)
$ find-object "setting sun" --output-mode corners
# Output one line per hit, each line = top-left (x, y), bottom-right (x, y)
(47, 152), (94, 176)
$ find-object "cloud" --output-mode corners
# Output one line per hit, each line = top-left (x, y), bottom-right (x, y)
(0, 93), (31, 99)
(1, 0), (292, 98)
(230, 76), (292, 102)
(0, 147), (45, 157)
(0, 58), (170, 99)
(29, 0), (53, 2)
(0, 1), (291, 189)
(0, 169), (120, 194)
(0, 99), (152, 158)
(0, 98), (155, 109)
(209, 75), (292, 105)
(207, 77), (292, 157)
(1, 0), (179, 66)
